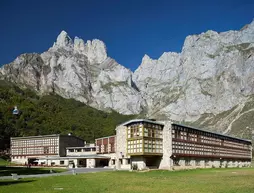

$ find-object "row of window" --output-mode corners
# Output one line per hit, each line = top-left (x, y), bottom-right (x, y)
(127, 139), (163, 145)
(127, 128), (162, 138)
(172, 125), (250, 146)
(127, 148), (143, 153)
(127, 122), (163, 139)
(223, 141), (249, 149)
(128, 139), (143, 145)
(12, 147), (58, 155)
(172, 149), (250, 158)
(127, 138), (163, 154)
(127, 148), (163, 154)
(127, 127), (143, 138)
(172, 143), (251, 158)
(68, 148), (96, 152)
(96, 144), (115, 153)
(172, 129), (250, 149)
(144, 128), (162, 138)
(128, 144), (163, 148)
(12, 156), (29, 159)
(12, 138), (58, 147)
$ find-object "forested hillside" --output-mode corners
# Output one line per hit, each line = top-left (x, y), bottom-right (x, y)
(0, 80), (136, 150)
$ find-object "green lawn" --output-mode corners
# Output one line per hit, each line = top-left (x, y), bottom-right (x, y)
(1, 168), (254, 193)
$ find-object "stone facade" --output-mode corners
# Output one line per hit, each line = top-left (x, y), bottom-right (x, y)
(159, 121), (172, 169)
(115, 125), (131, 170)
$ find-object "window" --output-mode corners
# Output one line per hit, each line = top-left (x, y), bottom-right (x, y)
(119, 159), (123, 164)
(60, 161), (64, 165)
(44, 147), (49, 154)
(69, 149), (74, 152)
(112, 159), (115, 165)
(127, 159), (131, 164)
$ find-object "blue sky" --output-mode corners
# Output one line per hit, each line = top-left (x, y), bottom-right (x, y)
(0, 0), (253, 71)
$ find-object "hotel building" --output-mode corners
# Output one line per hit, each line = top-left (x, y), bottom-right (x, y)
(10, 119), (252, 170)
(113, 119), (252, 170)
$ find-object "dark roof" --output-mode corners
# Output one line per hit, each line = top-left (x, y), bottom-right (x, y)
(120, 119), (164, 127)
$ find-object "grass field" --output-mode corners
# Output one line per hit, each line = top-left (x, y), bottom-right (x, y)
(1, 168), (254, 193)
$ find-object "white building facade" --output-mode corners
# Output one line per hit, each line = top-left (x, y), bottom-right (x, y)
(10, 134), (84, 165)
(10, 119), (252, 170)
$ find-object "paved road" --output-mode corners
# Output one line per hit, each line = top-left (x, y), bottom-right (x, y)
(0, 168), (113, 180)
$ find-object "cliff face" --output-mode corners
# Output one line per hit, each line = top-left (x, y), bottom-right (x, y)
(0, 31), (145, 115)
(1, 21), (254, 136)
(133, 21), (254, 136)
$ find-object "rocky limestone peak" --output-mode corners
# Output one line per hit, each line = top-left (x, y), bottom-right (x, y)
(51, 31), (107, 64)
(141, 54), (151, 63)
(74, 36), (85, 52)
(136, 52), (180, 71)
(133, 51), (181, 86)
(83, 39), (107, 64)
(0, 30), (144, 115)
(2, 21), (254, 135)
(53, 30), (73, 49)
(133, 54), (152, 78)
(183, 20), (254, 51)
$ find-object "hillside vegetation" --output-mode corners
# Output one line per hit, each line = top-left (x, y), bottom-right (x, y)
(0, 80), (136, 149)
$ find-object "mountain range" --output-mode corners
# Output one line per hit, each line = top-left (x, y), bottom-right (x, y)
(1, 21), (254, 139)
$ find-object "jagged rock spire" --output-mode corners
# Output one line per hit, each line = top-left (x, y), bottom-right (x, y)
(53, 30), (73, 49)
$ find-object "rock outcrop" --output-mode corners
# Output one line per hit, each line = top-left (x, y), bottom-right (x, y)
(1, 21), (254, 136)
(0, 31), (144, 115)
(133, 21), (254, 135)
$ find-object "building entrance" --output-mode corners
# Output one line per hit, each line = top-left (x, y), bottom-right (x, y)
(78, 159), (87, 167)
(96, 159), (109, 167)
(145, 156), (162, 169)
